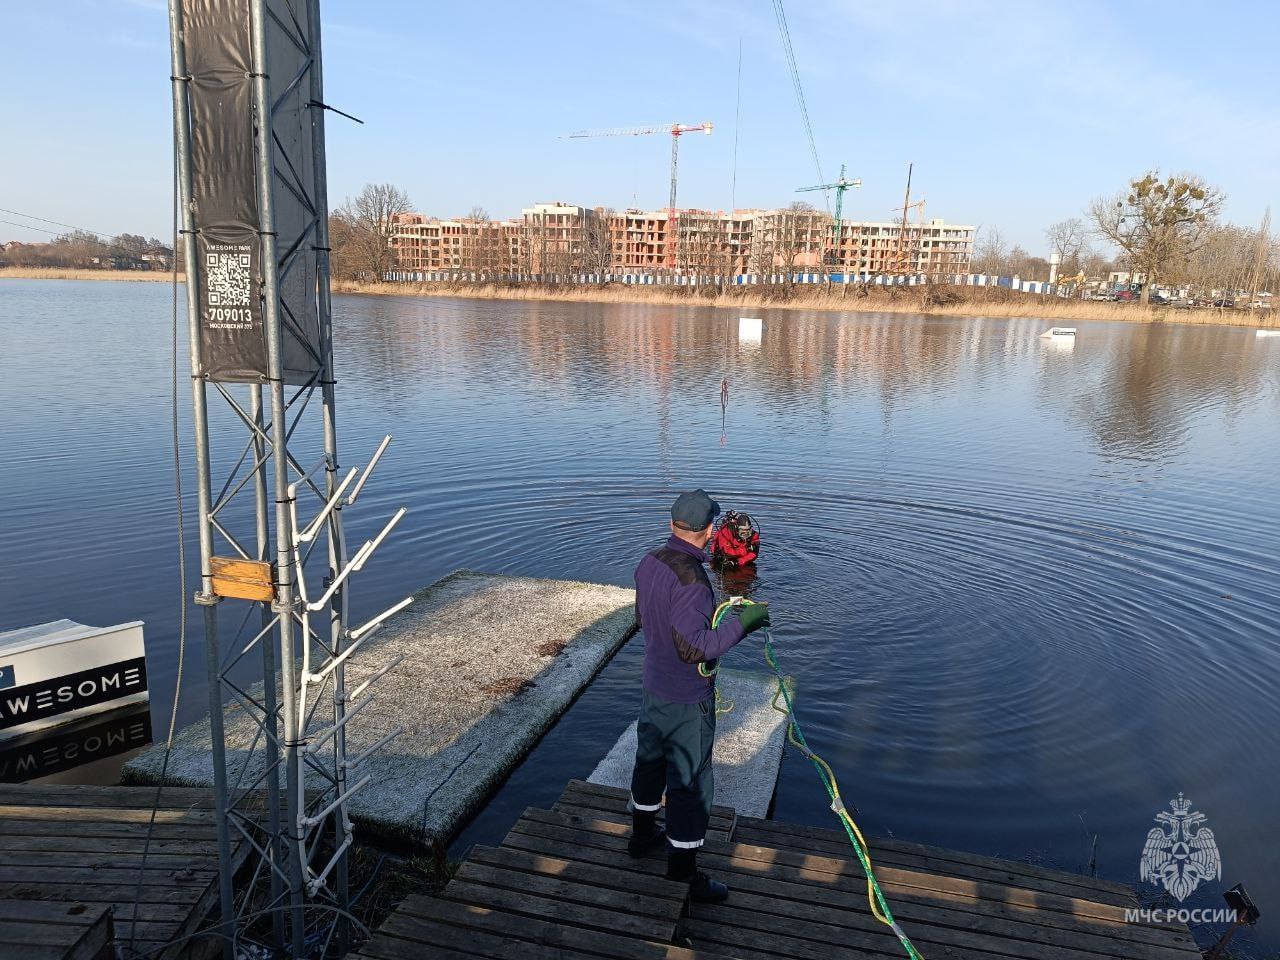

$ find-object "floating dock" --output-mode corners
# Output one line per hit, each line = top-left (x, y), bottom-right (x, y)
(352, 780), (1200, 960)
(587, 668), (792, 819)
(124, 571), (636, 849)
(0, 783), (244, 960)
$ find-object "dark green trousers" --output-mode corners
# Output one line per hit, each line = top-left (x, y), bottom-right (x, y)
(629, 690), (716, 848)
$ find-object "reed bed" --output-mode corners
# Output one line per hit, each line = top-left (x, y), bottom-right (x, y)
(0, 266), (182, 282)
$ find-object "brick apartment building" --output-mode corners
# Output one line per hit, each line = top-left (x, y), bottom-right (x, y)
(391, 203), (976, 278)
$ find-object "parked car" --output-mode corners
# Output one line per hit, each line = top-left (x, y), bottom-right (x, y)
(1114, 289), (1138, 302)
(1148, 293), (1169, 305)
(1212, 298), (1236, 308)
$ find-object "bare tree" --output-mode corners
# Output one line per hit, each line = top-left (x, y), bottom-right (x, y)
(1088, 171), (1223, 304)
(970, 226), (1009, 276)
(1044, 218), (1086, 275)
(583, 208), (614, 279)
(335, 182), (412, 281)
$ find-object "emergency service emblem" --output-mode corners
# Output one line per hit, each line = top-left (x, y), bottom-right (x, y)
(1139, 793), (1221, 902)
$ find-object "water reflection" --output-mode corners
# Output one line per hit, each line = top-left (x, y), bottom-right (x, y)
(2, 282), (1278, 953)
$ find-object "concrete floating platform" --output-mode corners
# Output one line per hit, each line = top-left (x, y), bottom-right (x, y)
(123, 570), (635, 850)
(586, 667), (792, 819)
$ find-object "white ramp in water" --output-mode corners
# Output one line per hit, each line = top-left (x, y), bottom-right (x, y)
(586, 667), (793, 819)
(123, 570), (635, 849)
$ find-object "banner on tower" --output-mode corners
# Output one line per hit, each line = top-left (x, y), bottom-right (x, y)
(180, 0), (324, 384)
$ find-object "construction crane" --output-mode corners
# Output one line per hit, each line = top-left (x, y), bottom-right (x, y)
(889, 162), (921, 276)
(796, 163), (861, 268)
(895, 198), (926, 223)
(567, 121), (713, 269)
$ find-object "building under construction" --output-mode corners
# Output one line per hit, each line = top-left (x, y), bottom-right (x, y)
(390, 204), (976, 279)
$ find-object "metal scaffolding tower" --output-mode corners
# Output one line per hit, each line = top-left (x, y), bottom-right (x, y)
(167, 1), (407, 956)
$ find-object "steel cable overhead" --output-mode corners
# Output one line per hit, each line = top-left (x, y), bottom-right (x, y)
(772, 0), (828, 211)
(0, 205), (115, 238)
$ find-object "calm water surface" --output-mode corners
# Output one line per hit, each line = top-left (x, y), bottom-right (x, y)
(1, 279), (1278, 951)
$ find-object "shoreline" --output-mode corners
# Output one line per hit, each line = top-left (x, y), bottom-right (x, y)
(0, 266), (184, 282)
(333, 278), (1277, 329)
(4, 268), (1273, 328)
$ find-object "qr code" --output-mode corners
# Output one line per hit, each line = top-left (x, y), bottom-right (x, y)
(206, 252), (252, 306)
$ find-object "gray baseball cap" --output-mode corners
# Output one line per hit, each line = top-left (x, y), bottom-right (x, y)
(671, 489), (721, 531)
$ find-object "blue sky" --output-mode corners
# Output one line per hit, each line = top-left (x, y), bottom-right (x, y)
(2, 0), (1277, 253)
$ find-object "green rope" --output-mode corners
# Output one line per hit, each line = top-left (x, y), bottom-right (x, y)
(712, 601), (925, 960)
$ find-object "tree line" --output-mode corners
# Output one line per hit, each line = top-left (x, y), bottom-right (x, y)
(975, 170), (1277, 306)
(0, 230), (174, 270)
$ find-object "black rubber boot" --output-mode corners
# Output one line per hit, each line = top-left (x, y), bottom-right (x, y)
(628, 809), (667, 858)
(666, 846), (729, 903)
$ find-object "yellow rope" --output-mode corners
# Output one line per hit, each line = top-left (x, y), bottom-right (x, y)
(711, 598), (923, 958)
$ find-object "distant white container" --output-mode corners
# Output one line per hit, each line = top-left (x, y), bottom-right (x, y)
(1040, 327), (1077, 339)
(739, 317), (763, 341)
(0, 620), (148, 738)
(1255, 329), (1280, 338)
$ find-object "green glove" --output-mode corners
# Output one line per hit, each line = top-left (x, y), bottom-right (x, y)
(738, 603), (770, 635)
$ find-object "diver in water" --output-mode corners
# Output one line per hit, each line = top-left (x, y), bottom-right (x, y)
(628, 489), (771, 902)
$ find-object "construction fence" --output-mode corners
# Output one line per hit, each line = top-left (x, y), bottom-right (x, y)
(382, 271), (1075, 296)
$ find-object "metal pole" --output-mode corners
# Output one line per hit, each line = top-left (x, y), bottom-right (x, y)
(249, 383), (286, 952)
(306, 0), (352, 945)
(248, 1), (307, 953)
(167, 7), (234, 960)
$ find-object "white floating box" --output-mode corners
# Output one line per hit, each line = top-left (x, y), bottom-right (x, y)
(739, 317), (763, 341)
(0, 620), (148, 738)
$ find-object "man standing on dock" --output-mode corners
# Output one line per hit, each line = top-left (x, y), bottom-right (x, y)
(629, 489), (771, 902)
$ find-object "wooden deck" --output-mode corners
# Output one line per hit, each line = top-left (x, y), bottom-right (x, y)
(351, 780), (1200, 960)
(0, 783), (242, 960)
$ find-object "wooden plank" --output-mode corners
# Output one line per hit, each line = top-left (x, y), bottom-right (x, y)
(683, 917), (915, 960)
(0, 900), (104, 926)
(0, 834), (219, 856)
(467, 844), (686, 900)
(554, 793), (737, 833)
(455, 859), (681, 924)
(0, 785), (214, 809)
(0, 853), (215, 873)
(737, 817), (1135, 900)
(561, 780), (737, 825)
(563, 779), (737, 823)
(700, 842), (1139, 927)
(0, 804), (216, 826)
(502, 811), (1188, 946)
(708, 836), (1138, 911)
(0, 920), (105, 947)
(397, 895), (712, 960)
(553, 799), (735, 846)
(0, 904), (112, 960)
(0, 819), (217, 842)
(694, 848), (1196, 953)
(374, 911), (604, 960)
(0, 881), (203, 906)
(0, 863), (214, 884)
(689, 891), (1198, 960)
(443, 879), (675, 942)
(210, 556), (275, 602)
(64, 906), (112, 960)
(500, 829), (663, 878)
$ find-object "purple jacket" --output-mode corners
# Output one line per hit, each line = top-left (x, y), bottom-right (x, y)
(634, 535), (747, 704)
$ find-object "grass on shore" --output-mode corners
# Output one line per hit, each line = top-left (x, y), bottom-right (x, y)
(0, 266), (182, 282)
(334, 278), (1279, 329)
(5, 267), (1273, 328)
